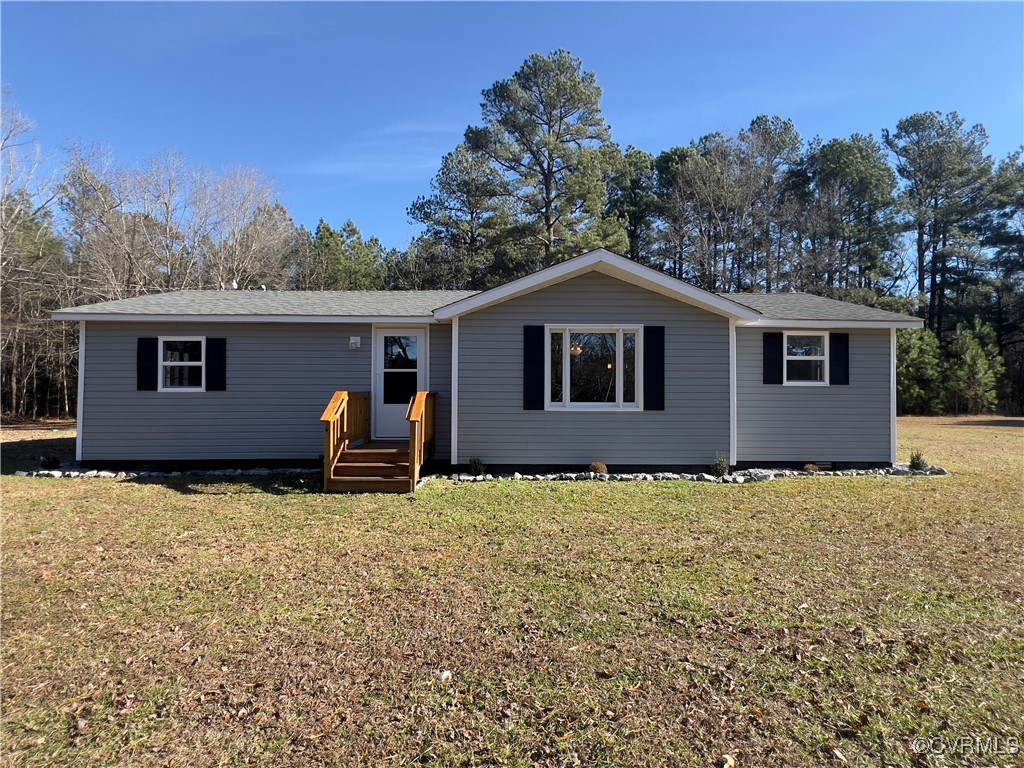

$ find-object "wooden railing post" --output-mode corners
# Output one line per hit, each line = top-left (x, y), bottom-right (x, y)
(406, 391), (436, 493)
(320, 391), (372, 492)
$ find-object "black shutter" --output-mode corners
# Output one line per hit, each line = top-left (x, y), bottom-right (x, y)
(763, 332), (783, 385)
(830, 333), (849, 385)
(206, 338), (227, 391)
(137, 337), (158, 391)
(523, 325), (544, 410)
(643, 325), (665, 411)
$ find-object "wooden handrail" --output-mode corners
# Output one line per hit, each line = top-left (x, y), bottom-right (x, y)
(320, 391), (370, 490)
(407, 391), (436, 492)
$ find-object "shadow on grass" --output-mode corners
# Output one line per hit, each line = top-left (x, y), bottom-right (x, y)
(122, 472), (323, 496)
(943, 418), (1024, 429)
(1, 435), (76, 474)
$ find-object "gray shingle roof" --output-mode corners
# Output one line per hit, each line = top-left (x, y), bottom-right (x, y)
(54, 290), (480, 318)
(718, 292), (916, 323)
(53, 286), (917, 324)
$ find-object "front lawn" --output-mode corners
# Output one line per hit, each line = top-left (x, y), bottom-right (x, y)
(2, 417), (1022, 767)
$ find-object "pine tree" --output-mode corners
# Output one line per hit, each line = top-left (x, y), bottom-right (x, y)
(896, 328), (943, 414)
(466, 50), (617, 266)
(943, 321), (1001, 414)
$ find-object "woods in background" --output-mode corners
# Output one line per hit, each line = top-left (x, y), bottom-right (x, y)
(3, 50), (1022, 419)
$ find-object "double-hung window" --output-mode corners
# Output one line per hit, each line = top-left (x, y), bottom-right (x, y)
(784, 332), (828, 385)
(158, 336), (205, 391)
(546, 326), (642, 409)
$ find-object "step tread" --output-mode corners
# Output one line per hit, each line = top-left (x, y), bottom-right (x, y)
(337, 452), (410, 463)
(332, 462), (410, 478)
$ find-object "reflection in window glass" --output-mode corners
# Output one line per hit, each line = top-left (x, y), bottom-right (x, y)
(787, 359), (824, 382)
(160, 338), (204, 390)
(786, 335), (824, 357)
(164, 365), (203, 389)
(622, 332), (636, 403)
(547, 328), (640, 407)
(550, 332), (562, 403)
(384, 336), (417, 369)
(785, 333), (826, 382)
(163, 340), (202, 363)
(569, 332), (616, 403)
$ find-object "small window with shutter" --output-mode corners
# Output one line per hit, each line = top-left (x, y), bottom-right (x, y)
(137, 336), (227, 392)
(158, 337), (206, 391)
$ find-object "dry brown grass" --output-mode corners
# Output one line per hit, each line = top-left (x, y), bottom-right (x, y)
(1, 417), (1022, 767)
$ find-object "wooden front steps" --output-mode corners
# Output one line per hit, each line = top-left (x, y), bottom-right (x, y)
(321, 391), (435, 494)
(325, 441), (412, 493)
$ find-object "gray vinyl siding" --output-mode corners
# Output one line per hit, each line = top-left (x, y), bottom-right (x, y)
(82, 322), (363, 461)
(429, 323), (452, 461)
(736, 328), (892, 463)
(457, 271), (730, 466)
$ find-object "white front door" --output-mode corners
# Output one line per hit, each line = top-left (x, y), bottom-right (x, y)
(373, 328), (427, 439)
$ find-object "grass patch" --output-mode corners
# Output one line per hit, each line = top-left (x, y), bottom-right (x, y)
(2, 416), (1022, 766)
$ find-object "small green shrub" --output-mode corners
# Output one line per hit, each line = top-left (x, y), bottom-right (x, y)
(909, 449), (929, 471)
(803, 463), (820, 474)
(468, 457), (486, 476)
(710, 453), (730, 477)
(588, 461), (608, 474)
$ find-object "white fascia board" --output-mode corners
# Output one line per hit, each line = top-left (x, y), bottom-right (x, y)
(432, 249), (760, 321)
(737, 318), (924, 330)
(51, 313), (439, 324)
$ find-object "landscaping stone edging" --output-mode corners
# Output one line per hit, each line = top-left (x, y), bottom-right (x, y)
(13, 467), (320, 480)
(13, 464), (949, 483)
(419, 464), (949, 486)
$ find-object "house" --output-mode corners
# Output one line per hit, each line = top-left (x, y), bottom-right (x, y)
(53, 249), (923, 491)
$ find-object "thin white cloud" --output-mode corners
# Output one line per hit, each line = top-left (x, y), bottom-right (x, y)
(285, 118), (469, 181)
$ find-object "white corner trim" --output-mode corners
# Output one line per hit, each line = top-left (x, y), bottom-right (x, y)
(451, 317), (459, 466)
(890, 327), (897, 465)
(432, 249), (760, 321)
(75, 321), (85, 462)
(729, 318), (737, 466)
(51, 313), (439, 324)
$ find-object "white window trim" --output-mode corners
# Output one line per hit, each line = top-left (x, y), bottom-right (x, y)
(783, 330), (829, 386)
(157, 335), (206, 392)
(544, 325), (644, 411)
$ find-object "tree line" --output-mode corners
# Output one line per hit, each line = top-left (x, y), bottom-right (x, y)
(2, 50), (1022, 419)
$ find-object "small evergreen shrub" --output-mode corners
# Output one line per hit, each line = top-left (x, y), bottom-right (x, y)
(468, 457), (486, 476)
(710, 453), (730, 477)
(803, 463), (820, 474)
(909, 450), (929, 471)
(588, 461), (608, 474)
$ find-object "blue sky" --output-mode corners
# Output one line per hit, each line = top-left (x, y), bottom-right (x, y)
(3, 2), (1022, 250)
